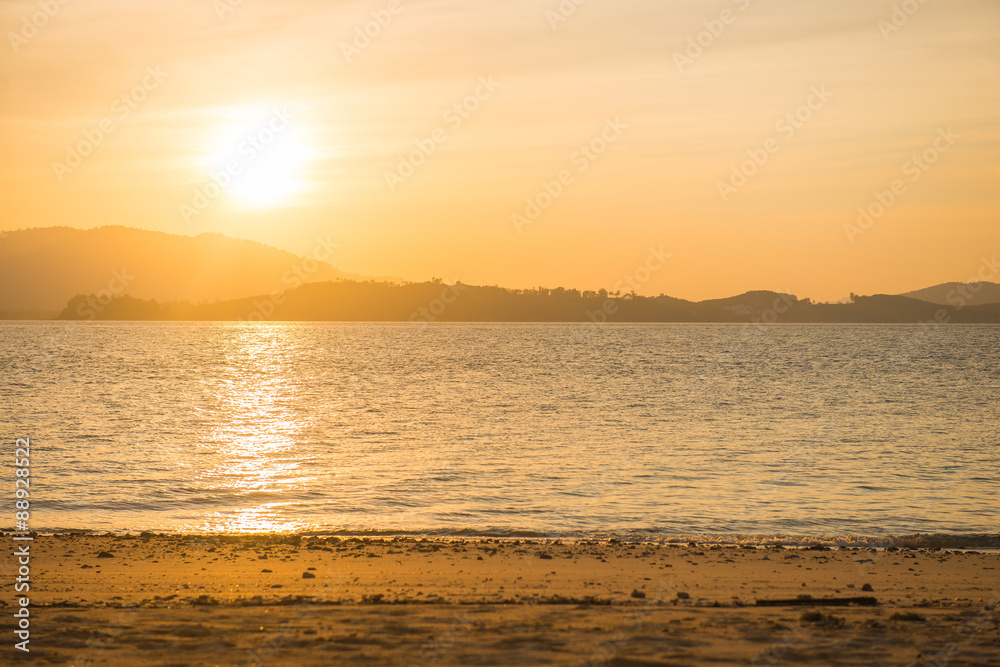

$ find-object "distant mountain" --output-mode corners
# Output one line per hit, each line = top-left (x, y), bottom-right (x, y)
(691, 290), (798, 320)
(0, 226), (354, 318)
(6, 225), (1000, 323)
(899, 282), (1000, 307)
(55, 282), (1000, 323)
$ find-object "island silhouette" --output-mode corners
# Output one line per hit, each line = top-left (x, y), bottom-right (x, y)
(1, 226), (997, 323)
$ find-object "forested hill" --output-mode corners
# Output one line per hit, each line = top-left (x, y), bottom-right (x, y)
(55, 280), (1000, 323)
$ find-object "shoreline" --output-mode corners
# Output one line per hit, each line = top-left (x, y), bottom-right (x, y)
(9, 529), (1000, 550)
(9, 534), (999, 665)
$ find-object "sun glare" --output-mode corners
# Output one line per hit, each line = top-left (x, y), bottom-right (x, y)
(206, 107), (313, 209)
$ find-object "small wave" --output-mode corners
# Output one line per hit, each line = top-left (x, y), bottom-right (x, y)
(879, 533), (1000, 550)
(10, 527), (998, 549)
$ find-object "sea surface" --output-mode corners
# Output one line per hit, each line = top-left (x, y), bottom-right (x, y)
(2, 322), (998, 547)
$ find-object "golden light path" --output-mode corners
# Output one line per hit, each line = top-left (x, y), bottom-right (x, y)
(195, 324), (318, 533)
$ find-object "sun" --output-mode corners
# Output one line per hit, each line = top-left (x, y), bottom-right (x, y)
(206, 107), (313, 209)
(228, 132), (309, 208)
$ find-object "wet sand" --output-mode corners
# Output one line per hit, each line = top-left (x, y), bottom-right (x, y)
(6, 534), (999, 665)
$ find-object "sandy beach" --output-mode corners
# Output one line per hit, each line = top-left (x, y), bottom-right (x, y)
(3, 534), (996, 665)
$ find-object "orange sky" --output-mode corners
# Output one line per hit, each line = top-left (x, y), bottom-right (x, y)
(1, 0), (997, 302)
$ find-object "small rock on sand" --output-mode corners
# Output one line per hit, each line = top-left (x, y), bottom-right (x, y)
(889, 612), (926, 622)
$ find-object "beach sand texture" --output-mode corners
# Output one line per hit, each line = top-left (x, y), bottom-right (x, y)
(8, 534), (999, 666)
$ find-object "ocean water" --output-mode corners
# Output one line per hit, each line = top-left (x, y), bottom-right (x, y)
(2, 322), (998, 547)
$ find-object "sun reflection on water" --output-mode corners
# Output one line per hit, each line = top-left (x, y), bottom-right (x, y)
(195, 324), (317, 533)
